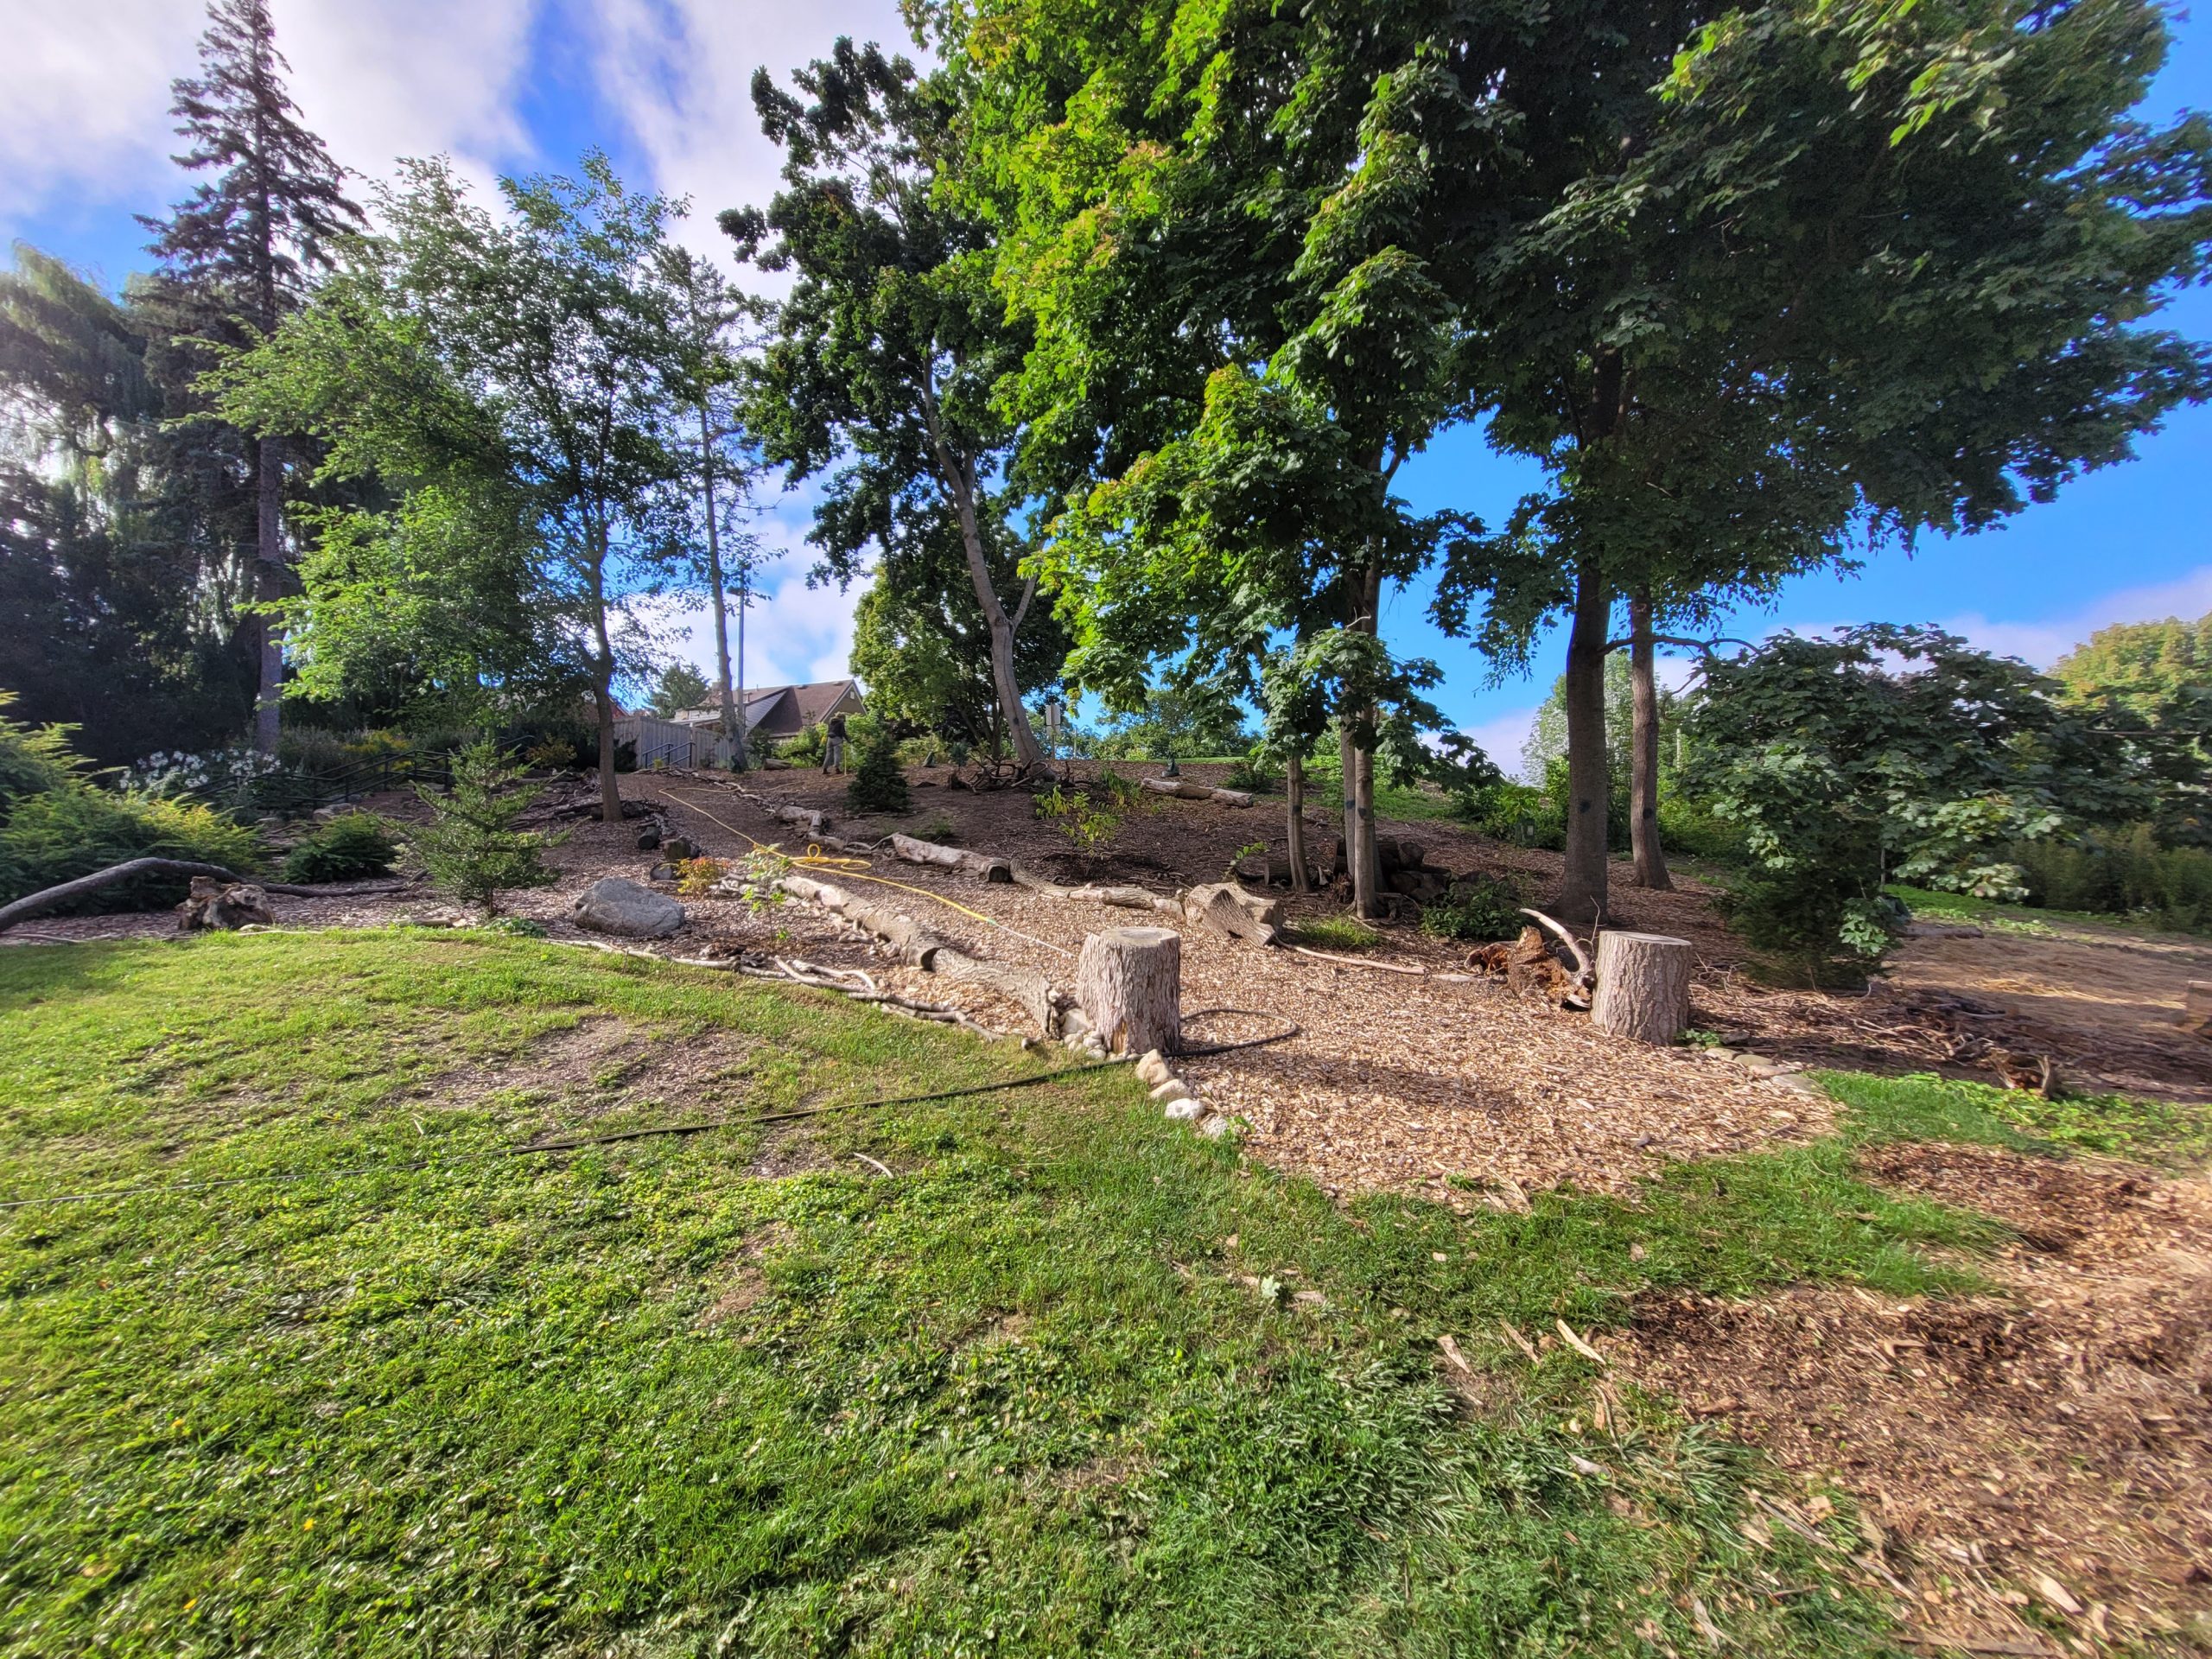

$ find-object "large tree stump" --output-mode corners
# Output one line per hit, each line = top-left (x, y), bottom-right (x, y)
(175, 876), (275, 932)
(1075, 926), (1182, 1055)
(1590, 930), (1693, 1044)
(2184, 979), (2211, 1036)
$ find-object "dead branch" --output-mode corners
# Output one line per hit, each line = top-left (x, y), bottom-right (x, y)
(0, 859), (407, 933)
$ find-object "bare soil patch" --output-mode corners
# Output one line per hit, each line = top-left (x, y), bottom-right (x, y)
(1625, 1145), (2212, 1653)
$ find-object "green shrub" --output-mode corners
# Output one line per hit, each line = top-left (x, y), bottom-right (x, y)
(1456, 779), (1564, 849)
(283, 812), (403, 883)
(784, 723), (828, 766)
(1037, 784), (1121, 861)
(2012, 823), (2212, 932)
(1419, 872), (1525, 942)
(0, 694), (83, 809)
(845, 737), (911, 814)
(0, 786), (263, 912)
(411, 740), (563, 914)
(1224, 754), (1278, 793)
(1092, 765), (1150, 813)
(1657, 795), (1751, 864)
(1292, 913), (1381, 951)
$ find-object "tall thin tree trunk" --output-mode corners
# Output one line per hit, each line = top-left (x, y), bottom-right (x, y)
(1286, 751), (1310, 894)
(732, 566), (748, 772)
(251, 435), (284, 753)
(1340, 553), (1385, 918)
(1628, 590), (1672, 891)
(699, 402), (741, 771)
(1554, 557), (1613, 922)
(588, 530), (622, 824)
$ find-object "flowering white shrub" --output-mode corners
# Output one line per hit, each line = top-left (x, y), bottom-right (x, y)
(125, 747), (289, 804)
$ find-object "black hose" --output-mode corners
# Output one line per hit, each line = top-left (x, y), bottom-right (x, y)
(1174, 1007), (1301, 1056)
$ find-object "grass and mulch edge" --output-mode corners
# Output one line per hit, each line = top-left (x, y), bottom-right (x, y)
(2, 928), (2206, 1656)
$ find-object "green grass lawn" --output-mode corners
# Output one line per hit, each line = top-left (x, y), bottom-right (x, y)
(7, 931), (2196, 1656)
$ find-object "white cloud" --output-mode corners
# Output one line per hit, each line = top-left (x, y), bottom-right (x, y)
(1458, 706), (1542, 779)
(576, 0), (912, 272)
(2, 3), (542, 239)
(1940, 564), (2212, 669)
(274, 0), (540, 200)
(664, 501), (862, 692)
(0, 0), (203, 220)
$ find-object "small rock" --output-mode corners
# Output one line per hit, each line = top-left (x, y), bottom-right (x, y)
(1702, 1046), (1743, 1063)
(1150, 1079), (1192, 1104)
(664, 836), (696, 861)
(635, 824), (662, 851)
(648, 862), (678, 883)
(1060, 1006), (1093, 1039)
(571, 876), (684, 939)
(1164, 1098), (1205, 1122)
(1135, 1049), (1172, 1087)
(1770, 1073), (1825, 1097)
(1736, 1055), (1783, 1078)
(1196, 1114), (1231, 1140)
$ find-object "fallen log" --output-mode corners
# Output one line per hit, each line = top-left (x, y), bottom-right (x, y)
(1141, 777), (1253, 809)
(775, 873), (948, 966)
(0, 858), (404, 933)
(934, 948), (1058, 1034)
(1181, 880), (1281, 947)
(890, 833), (1013, 883)
(1009, 866), (1183, 916)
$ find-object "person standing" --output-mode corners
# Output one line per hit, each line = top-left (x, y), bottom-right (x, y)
(823, 710), (848, 774)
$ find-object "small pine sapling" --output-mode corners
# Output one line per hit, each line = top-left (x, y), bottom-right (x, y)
(411, 738), (565, 914)
(846, 736), (911, 814)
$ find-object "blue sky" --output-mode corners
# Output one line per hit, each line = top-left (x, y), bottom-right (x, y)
(7, 0), (2208, 765)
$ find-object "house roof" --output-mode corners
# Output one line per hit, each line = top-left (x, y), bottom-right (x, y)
(678, 679), (862, 728)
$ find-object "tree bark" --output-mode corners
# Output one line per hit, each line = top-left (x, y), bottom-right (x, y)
(251, 435), (285, 754)
(1285, 752), (1310, 895)
(1590, 930), (1693, 1044)
(699, 400), (744, 772)
(921, 374), (1044, 771)
(588, 524), (623, 824)
(1074, 926), (1182, 1055)
(1628, 591), (1673, 891)
(1554, 558), (1612, 923)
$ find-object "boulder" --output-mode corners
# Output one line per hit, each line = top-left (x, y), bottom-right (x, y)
(664, 836), (696, 862)
(571, 877), (684, 938)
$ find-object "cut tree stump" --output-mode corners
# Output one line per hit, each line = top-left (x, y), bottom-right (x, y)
(890, 834), (1013, 882)
(1590, 930), (1693, 1044)
(175, 876), (275, 931)
(1140, 777), (1253, 808)
(1180, 880), (1281, 946)
(2185, 980), (2211, 1036)
(1075, 926), (1182, 1056)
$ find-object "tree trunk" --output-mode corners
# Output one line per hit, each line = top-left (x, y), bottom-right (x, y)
(1285, 752), (1310, 894)
(1074, 926), (1182, 1056)
(700, 401), (742, 772)
(925, 382), (1044, 771)
(251, 435), (284, 754)
(1554, 559), (1612, 923)
(1628, 591), (1672, 891)
(1590, 930), (1693, 1044)
(732, 564), (749, 771)
(587, 527), (622, 823)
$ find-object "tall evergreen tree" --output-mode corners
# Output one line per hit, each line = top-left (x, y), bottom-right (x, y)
(140, 0), (361, 754)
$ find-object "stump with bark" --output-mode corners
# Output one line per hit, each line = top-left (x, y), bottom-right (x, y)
(1075, 926), (1182, 1055)
(1590, 930), (1693, 1044)
(2185, 980), (2211, 1036)
(176, 877), (276, 932)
